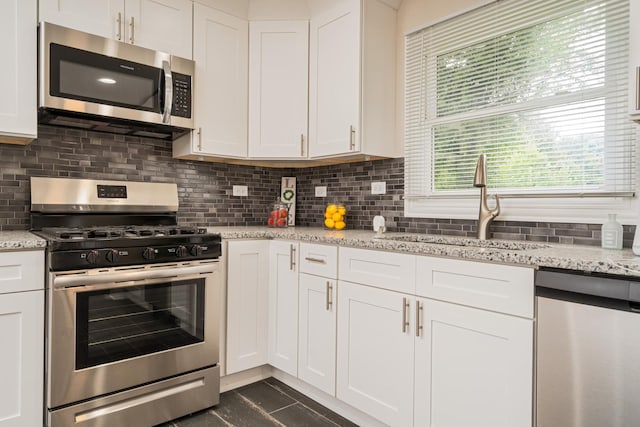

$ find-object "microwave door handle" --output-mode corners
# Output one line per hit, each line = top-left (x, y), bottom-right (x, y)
(162, 60), (172, 124)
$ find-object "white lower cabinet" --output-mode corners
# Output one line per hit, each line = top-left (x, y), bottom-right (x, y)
(414, 297), (533, 427)
(226, 240), (269, 374)
(0, 250), (44, 427)
(336, 280), (415, 426)
(268, 241), (299, 375)
(298, 273), (336, 395)
(225, 241), (534, 427)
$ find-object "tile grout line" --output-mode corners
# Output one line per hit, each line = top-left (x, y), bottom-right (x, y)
(206, 407), (235, 427)
(268, 401), (299, 416)
(233, 390), (288, 427)
(262, 380), (357, 427)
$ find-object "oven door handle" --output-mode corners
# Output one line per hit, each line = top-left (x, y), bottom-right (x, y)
(52, 263), (217, 290)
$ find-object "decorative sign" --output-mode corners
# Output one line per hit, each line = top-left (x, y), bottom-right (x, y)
(281, 176), (296, 226)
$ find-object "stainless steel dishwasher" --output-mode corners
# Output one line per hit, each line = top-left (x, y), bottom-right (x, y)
(536, 269), (640, 427)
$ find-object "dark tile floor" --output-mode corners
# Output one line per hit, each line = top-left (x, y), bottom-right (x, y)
(160, 377), (359, 427)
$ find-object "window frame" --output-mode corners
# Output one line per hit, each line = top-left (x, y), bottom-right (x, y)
(403, 0), (639, 224)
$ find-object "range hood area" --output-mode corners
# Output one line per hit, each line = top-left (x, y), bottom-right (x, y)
(38, 109), (191, 140)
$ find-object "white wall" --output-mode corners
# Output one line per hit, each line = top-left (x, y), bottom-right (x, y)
(394, 0), (494, 146)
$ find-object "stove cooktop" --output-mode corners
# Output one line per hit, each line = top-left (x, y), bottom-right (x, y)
(37, 225), (209, 241)
(34, 226), (222, 271)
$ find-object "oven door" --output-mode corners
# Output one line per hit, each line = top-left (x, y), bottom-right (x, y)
(47, 260), (220, 409)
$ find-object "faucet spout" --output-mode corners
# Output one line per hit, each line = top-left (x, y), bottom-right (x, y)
(474, 154), (500, 240)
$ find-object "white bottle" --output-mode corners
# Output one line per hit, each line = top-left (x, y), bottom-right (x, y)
(601, 213), (623, 250)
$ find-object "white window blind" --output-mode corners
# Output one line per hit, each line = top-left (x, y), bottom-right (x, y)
(405, 0), (634, 202)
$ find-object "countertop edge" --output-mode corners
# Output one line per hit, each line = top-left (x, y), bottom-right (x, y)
(0, 231), (47, 251)
(208, 226), (640, 279)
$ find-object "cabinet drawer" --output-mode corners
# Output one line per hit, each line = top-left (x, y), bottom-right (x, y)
(338, 247), (415, 294)
(0, 251), (44, 294)
(416, 256), (534, 318)
(300, 243), (337, 278)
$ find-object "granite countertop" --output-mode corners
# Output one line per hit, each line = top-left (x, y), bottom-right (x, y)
(0, 231), (47, 252)
(207, 226), (640, 279)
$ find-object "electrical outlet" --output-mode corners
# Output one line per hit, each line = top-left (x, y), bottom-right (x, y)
(232, 185), (248, 197)
(371, 181), (386, 195)
(315, 186), (327, 197)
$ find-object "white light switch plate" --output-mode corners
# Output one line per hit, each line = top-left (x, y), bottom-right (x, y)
(371, 182), (386, 195)
(233, 185), (248, 197)
(315, 186), (327, 197)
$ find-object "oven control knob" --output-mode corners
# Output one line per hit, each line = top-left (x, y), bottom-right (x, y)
(190, 245), (203, 257)
(176, 245), (187, 258)
(143, 247), (156, 260)
(106, 249), (119, 263)
(85, 250), (99, 264)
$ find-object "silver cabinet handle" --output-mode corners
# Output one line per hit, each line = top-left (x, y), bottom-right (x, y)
(290, 244), (296, 271)
(402, 297), (410, 333)
(129, 16), (135, 44)
(300, 134), (305, 156)
(304, 257), (326, 264)
(416, 300), (423, 337)
(349, 125), (356, 150)
(326, 281), (333, 311)
(116, 12), (122, 40)
(197, 127), (202, 151)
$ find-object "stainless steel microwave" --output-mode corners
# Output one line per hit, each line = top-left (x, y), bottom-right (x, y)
(38, 22), (195, 140)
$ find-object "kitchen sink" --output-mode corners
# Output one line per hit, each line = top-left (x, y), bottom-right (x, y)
(373, 234), (550, 250)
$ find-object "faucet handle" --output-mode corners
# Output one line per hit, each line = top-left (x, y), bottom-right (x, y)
(489, 193), (500, 217)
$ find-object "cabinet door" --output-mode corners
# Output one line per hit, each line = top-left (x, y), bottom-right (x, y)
(192, 4), (248, 158)
(0, 291), (44, 427)
(298, 273), (336, 396)
(309, 0), (360, 158)
(125, 0), (193, 58)
(39, 0), (125, 41)
(414, 297), (533, 427)
(0, 0), (36, 144)
(268, 241), (299, 376)
(248, 21), (309, 159)
(336, 281), (414, 426)
(226, 240), (269, 374)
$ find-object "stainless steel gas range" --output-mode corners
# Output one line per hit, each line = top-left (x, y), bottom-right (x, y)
(30, 177), (222, 427)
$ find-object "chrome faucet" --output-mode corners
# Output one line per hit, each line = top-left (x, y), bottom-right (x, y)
(473, 154), (500, 240)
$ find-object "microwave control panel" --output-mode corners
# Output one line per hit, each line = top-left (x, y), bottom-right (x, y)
(172, 72), (192, 118)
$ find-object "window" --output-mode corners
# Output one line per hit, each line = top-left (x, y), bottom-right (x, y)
(404, 0), (637, 223)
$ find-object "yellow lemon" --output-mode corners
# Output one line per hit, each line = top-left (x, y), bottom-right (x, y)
(324, 211), (333, 219)
(334, 221), (346, 230)
(326, 204), (338, 215)
(332, 212), (343, 222)
(337, 206), (346, 215)
(324, 218), (335, 229)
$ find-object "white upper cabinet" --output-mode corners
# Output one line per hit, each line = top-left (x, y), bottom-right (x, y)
(309, 1), (359, 157)
(39, 0), (124, 41)
(174, 3), (248, 159)
(0, 0), (36, 145)
(39, 0), (193, 58)
(248, 20), (309, 159)
(309, 0), (398, 159)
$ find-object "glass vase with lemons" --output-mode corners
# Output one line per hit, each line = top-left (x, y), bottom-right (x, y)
(324, 203), (346, 230)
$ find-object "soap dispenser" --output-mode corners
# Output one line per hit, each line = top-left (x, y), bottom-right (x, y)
(601, 213), (623, 250)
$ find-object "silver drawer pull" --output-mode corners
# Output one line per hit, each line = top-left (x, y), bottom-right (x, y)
(304, 257), (326, 264)
(326, 281), (333, 311)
